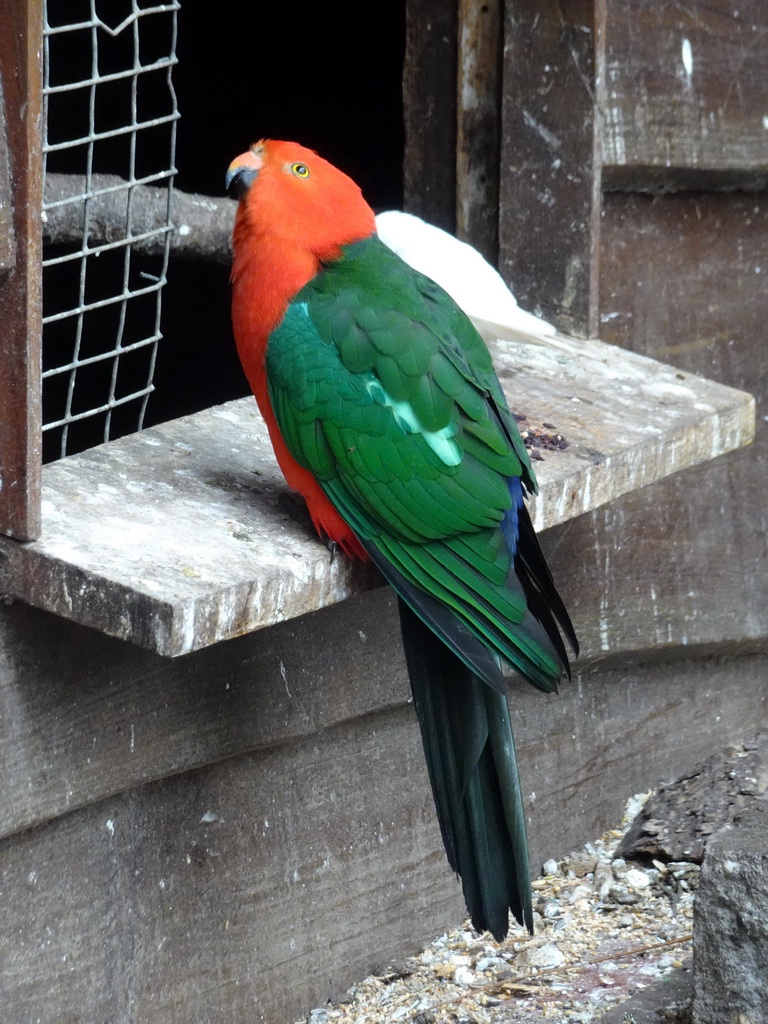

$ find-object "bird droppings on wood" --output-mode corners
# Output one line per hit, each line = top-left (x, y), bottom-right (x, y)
(514, 415), (571, 461)
(296, 794), (695, 1024)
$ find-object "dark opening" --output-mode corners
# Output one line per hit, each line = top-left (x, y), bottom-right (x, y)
(150, 2), (407, 428)
(42, 1), (406, 459)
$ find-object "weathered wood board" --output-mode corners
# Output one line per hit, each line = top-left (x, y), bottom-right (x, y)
(601, 0), (768, 189)
(456, 0), (502, 262)
(599, 192), (768, 374)
(0, 329), (754, 658)
(403, 0), (457, 232)
(0, 589), (405, 843)
(500, 0), (600, 338)
(1, 704), (460, 1024)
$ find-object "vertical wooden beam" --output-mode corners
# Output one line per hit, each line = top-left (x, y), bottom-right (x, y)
(402, 0), (458, 232)
(499, 0), (604, 338)
(0, 0), (42, 540)
(456, 0), (502, 264)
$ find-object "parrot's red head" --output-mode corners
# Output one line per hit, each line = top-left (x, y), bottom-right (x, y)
(226, 139), (376, 265)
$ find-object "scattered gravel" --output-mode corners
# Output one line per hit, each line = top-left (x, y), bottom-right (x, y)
(297, 794), (695, 1023)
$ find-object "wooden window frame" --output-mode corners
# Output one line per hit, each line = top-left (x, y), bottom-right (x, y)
(0, 0), (43, 542)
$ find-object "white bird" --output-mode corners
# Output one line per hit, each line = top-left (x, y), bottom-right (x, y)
(375, 210), (555, 341)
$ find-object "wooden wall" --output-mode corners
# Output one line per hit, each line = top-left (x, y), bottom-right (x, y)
(2, 591), (766, 1023)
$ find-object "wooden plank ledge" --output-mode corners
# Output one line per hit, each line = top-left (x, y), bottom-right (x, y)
(0, 327), (755, 657)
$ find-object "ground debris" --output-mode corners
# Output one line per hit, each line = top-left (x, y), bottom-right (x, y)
(296, 793), (694, 1024)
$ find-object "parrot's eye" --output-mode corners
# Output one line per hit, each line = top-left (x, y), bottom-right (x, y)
(291, 162), (310, 178)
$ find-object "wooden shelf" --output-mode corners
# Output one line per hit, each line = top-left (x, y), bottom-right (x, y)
(0, 325), (755, 657)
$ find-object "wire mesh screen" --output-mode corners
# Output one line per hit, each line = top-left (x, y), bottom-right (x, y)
(41, 0), (179, 461)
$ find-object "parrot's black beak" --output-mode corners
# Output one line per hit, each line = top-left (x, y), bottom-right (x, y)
(225, 164), (258, 200)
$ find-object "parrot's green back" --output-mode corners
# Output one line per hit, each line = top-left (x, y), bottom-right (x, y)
(266, 236), (577, 937)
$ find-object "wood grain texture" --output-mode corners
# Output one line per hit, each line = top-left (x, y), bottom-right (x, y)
(599, 192), (768, 371)
(0, 0), (43, 541)
(0, 588), (405, 842)
(2, 642), (766, 1024)
(499, 0), (602, 337)
(0, 330), (753, 657)
(456, 0), (502, 262)
(403, 0), (457, 232)
(540, 447), (768, 662)
(601, 0), (768, 189)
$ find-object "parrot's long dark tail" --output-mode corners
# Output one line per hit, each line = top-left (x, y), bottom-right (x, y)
(398, 597), (532, 939)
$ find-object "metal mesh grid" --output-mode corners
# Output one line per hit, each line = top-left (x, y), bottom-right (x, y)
(42, 0), (179, 461)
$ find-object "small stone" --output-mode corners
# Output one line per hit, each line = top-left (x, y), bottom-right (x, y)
(624, 867), (651, 889)
(542, 858), (560, 876)
(593, 861), (613, 897)
(567, 884), (593, 902)
(527, 944), (566, 968)
(608, 883), (640, 905)
(453, 965), (476, 987)
(611, 857), (627, 878)
(542, 899), (561, 918)
(476, 994), (501, 1007)
(568, 852), (598, 877)
(475, 955), (505, 972)
(448, 954), (471, 966)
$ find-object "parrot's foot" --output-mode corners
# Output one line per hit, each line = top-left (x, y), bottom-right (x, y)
(326, 540), (338, 564)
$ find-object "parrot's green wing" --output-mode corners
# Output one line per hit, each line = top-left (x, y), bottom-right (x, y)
(267, 236), (573, 692)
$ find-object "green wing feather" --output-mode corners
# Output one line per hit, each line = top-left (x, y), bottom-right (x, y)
(268, 238), (566, 685)
(266, 235), (576, 937)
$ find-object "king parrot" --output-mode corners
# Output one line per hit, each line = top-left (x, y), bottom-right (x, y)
(225, 140), (577, 940)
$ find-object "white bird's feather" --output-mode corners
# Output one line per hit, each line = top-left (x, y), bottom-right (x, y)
(375, 210), (555, 341)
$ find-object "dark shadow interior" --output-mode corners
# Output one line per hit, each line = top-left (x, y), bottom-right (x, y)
(42, 0), (406, 459)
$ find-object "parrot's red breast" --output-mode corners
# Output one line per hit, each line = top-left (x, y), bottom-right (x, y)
(228, 140), (376, 558)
